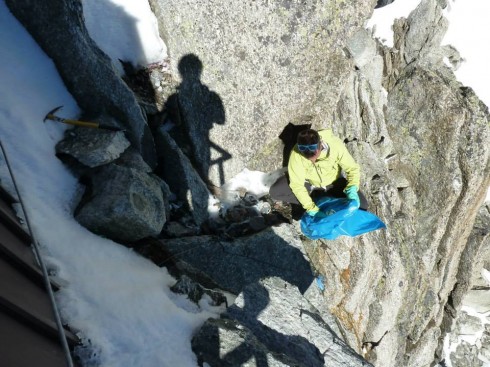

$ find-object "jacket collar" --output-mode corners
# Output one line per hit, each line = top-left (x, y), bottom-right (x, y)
(319, 141), (329, 157)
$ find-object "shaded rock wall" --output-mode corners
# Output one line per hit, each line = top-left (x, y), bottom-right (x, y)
(161, 224), (314, 295)
(154, 128), (211, 226)
(192, 277), (374, 367)
(5, 0), (156, 167)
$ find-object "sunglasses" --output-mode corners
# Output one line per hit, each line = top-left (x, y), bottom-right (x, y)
(297, 143), (319, 152)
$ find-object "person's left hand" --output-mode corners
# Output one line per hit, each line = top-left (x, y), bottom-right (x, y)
(344, 185), (360, 208)
(307, 209), (328, 219)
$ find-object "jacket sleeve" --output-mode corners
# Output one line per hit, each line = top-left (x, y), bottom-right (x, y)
(335, 138), (360, 189)
(288, 151), (319, 212)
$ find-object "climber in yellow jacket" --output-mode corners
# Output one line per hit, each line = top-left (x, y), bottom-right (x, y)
(270, 128), (367, 218)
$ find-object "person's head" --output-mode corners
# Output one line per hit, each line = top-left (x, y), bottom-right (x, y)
(178, 54), (203, 80)
(297, 129), (320, 158)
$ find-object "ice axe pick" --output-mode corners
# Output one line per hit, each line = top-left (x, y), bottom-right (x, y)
(43, 106), (124, 132)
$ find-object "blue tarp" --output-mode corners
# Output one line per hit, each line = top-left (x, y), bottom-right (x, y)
(300, 197), (386, 240)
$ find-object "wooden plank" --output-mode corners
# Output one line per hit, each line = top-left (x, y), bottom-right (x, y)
(0, 196), (31, 243)
(0, 221), (47, 288)
(0, 255), (59, 330)
(0, 255), (79, 346)
(0, 186), (80, 352)
(0, 311), (70, 367)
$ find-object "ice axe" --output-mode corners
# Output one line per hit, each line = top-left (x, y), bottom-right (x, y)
(43, 106), (124, 132)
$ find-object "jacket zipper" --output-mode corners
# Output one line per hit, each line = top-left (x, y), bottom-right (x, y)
(313, 161), (323, 186)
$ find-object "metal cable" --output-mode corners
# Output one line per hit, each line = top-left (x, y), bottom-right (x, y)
(0, 139), (75, 367)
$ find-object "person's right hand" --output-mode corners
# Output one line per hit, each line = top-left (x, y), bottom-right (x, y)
(344, 185), (360, 208)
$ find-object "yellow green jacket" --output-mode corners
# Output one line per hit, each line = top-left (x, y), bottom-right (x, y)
(288, 129), (360, 211)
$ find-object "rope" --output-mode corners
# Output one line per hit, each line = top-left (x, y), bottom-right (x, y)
(0, 140), (75, 367)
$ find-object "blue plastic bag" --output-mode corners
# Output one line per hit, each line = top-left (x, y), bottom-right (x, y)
(300, 197), (386, 240)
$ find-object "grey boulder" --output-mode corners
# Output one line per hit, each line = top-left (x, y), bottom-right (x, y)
(56, 127), (130, 168)
(76, 164), (166, 242)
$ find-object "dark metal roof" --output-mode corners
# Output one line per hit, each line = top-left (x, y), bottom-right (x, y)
(0, 184), (80, 367)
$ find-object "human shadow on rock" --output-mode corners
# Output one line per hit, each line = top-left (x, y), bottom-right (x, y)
(192, 283), (324, 367)
(164, 54), (229, 187)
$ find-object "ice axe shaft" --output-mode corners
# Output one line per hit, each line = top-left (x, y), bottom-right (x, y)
(43, 106), (123, 132)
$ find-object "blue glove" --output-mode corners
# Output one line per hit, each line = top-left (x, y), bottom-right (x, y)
(307, 209), (328, 219)
(344, 185), (360, 208)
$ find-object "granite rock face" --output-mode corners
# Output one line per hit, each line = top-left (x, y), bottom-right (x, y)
(149, 0), (378, 185)
(441, 205), (490, 367)
(7, 0), (490, 366)
(302, 1), (490, 367)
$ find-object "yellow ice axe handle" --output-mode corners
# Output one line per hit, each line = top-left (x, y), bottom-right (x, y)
(46, 114), (98, 128)
(46, 114), (122, 132)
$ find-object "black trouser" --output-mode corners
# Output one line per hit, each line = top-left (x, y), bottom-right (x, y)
(269, 174), (368, 210)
